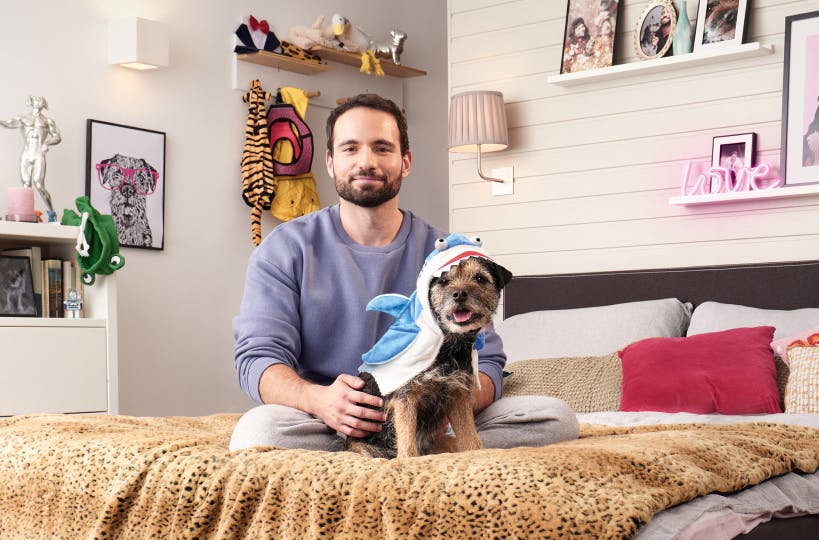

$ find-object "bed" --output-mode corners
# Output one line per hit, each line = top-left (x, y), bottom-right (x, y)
(0, 261), (818, 539)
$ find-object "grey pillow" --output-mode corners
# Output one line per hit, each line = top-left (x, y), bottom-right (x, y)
(687, 302), (819, 339)
(496, 298), (692, 362)
(501, 352), (622, 412)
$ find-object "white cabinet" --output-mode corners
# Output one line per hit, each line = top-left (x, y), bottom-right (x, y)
(0, 221), (117, 415)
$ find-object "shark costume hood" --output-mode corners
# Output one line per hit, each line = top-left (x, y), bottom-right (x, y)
(359, 233), (493, 395)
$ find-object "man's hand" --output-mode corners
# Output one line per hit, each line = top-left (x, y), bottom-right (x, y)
(305, 374), (386, 438)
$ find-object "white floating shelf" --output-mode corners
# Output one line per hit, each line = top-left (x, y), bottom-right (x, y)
(669, 183), (819, 206)
(548, 42), (774, 87)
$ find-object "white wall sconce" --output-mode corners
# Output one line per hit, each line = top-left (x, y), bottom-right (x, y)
(448, 90), (513, 194)
(108, 17), (169, 70)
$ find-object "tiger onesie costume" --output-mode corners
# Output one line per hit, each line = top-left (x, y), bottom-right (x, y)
(241, 79), (276, 246)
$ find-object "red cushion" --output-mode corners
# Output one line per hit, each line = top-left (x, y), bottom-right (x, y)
(619, 326), (781, 414)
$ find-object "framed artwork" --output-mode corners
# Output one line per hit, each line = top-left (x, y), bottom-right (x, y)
(85, 119), (166, 250)
(694, 0), (750, 51)
(712, 132), (756, 187)
(0, 255), (37, 317)
(634, 0), (676, 60)
(781, 10), (819, 185)
(560, 0), (621, 74)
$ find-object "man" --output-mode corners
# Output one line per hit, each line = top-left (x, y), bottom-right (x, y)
(0, 96), (60, 221)
(230, 94), (578, 451)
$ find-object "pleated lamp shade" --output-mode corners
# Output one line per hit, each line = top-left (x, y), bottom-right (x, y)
(448, 91), (508, 153)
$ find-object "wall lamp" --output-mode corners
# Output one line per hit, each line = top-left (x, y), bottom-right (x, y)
(107, 17), (169, 70)
(448, 90), (513, 191)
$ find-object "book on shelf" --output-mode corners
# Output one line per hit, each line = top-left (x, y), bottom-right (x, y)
(61, 259), (84, 318)
(43, 258), (63, 318)
(2, 246), (43, 317)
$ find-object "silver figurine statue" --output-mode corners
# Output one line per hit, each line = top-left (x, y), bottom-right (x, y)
(1, 95), (61, 221)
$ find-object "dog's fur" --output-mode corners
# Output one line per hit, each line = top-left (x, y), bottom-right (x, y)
(346, 257), (512, 458)
(702, 0), (739, 44)
(98, 154), (157, 248)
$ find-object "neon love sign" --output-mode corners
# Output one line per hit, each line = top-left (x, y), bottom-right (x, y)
(679, 162), (784, 197)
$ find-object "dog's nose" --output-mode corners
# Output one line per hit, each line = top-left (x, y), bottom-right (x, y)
(452, 290), (468, 302)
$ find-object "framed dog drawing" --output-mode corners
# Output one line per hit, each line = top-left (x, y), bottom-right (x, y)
(694, 0), (750, 51)
(559, 0), (621, 74)
(0, 255), (37, 317)
(85, 120), (166, 250)
(781, 10), (819, 185)
(634, 0), (676, 60)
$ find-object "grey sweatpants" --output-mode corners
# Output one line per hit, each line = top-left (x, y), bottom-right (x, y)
(228, 395), (580, 451)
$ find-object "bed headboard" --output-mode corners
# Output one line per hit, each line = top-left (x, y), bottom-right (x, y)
(503, 260), (819, 319)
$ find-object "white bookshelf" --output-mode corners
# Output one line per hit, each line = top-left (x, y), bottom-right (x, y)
(0, 221), (118, 415)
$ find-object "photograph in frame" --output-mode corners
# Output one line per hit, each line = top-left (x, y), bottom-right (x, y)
(711, 133), (756, 188)
(560, 0), (621, 74)
(85, 119), (166, 250)
(0, 255), (37, 317)
(693, 0), (751, 51)
(781, 10), (819, 185)
(634, 1), (676, 60)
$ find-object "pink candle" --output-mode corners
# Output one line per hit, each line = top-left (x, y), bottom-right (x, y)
(7, 186), (35, 220)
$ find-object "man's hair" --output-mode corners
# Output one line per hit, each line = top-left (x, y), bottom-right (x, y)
(325, 93), (409, 156)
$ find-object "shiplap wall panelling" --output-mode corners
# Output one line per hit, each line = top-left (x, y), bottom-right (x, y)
(448, 0), (819, 277)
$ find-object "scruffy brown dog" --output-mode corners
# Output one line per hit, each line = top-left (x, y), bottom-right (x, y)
(346, 254), (512, 458)
(702, 0), (739, 44)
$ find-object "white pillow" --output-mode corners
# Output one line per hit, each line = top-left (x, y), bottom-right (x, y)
(496, 298), (692, 363)
(687, 302), (819, 339)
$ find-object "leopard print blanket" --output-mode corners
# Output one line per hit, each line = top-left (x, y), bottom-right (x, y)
(0, 414), (816, 539)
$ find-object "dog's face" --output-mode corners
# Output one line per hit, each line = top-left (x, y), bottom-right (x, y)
(428, 257), (512, 334)
(703, 0), (738, 43)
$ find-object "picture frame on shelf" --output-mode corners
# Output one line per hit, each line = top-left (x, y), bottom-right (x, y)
(694, 0), (750, 51)
(0, 255), (37, 317)
(634, 0), (676, 60)
(712, 132), (756, 188)
(781, 10), (819, 185)
(85, 119), (166, 250)
(560, 0), (621, 74)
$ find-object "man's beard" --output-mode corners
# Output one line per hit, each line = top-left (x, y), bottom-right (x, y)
(333, 167), (402, 208)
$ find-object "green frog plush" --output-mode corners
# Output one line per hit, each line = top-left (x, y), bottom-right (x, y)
(61, 196), (125, 285)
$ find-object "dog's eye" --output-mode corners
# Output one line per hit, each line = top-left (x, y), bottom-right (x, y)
(475, 275), (488, 284)
(435, 277), (450, 287)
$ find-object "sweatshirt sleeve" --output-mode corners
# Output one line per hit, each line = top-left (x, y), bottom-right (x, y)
(233, 237), (302, 404)
(477, 322), (507, 402)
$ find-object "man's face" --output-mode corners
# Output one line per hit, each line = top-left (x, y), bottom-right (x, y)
(326, 107), (411, 208)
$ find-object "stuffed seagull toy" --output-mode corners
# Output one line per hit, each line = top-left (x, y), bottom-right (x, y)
(359, 233), (492, 395)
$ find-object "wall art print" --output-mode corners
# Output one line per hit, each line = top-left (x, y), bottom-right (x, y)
(560, 0), (621, 74)
(781, 10), (819, 185)
(85, 119), (166, 249)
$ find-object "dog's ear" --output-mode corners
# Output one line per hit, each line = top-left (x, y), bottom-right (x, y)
(487, 261), (513, 289)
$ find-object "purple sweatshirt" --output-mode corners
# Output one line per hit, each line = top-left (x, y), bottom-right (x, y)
(233, 205), (507, 404)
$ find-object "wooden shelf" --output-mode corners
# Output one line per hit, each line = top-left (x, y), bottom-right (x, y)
(311, 47), (427, 78)
(669, 183), (819, 206)
(548, 42), (774, 87)
(236, 51), (330, 75)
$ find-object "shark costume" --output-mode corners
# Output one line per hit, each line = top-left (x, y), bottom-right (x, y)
(360, 233), (492, 396)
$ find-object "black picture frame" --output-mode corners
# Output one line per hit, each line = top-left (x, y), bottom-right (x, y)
(560, 0), (621, 74)
(780, 10), (819, 185)
(711, 132), (756, 188)
(0, 255), (37, 317)
(85, 119), (166, 250)
(634, 0), (676, 60)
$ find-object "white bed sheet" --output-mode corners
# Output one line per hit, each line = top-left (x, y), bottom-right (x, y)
(576, 412), (819, 540)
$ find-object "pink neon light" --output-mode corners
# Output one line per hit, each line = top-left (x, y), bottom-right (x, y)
(680, 162), (783, 197)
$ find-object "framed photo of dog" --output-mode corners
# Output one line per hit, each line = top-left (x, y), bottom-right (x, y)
(559, 0), (621, 74)
(634, 0), (676, 60)
(711, 132), (755, 188)
(781, 10), (819, 185)
(0, 255), (37, 317)
(694, 0), (751, 51)
(85, 120), (166, 250)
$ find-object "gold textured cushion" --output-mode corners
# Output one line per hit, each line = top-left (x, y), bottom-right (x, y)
(784, 346), (819, 413)
(502, 352), (622, 412)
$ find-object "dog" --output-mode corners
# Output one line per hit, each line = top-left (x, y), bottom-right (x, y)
(702, 0), (739, 44)
(344, 235), (512, 459)
(371, 29), (407, 65)
(96, 154), (157, 248)
(1, 266), (30, 315)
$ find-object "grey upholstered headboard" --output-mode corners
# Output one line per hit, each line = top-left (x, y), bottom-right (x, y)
(503, 260), (819, 319)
